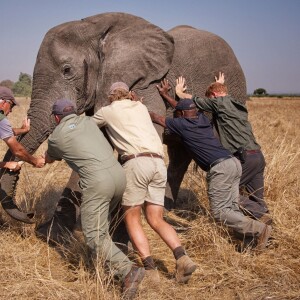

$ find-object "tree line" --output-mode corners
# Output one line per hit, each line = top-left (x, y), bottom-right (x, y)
(1, 74), (299, 98)
(0, 73), (32, 97)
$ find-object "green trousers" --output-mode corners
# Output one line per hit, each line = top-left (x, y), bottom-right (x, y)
(80, 161), (132, 280)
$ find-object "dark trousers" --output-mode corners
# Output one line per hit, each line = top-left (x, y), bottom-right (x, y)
(239, 150), (269, 219)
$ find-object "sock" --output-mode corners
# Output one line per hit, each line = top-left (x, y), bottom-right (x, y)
(142, 256), (156, 270)
(173, 246), (186, 260)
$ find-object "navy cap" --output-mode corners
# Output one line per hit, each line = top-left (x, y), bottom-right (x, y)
(52, 98), (76, 115)
(175, 99), (196, 111)
(0, 86), (19, 106)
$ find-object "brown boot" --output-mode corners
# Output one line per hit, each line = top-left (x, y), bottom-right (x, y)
(122, 265), (145, 299)
(259, 214), (273, 225)
(255, 224), (272, 250)
(175, 255), (197, 283)
(144, 269), (160, 284)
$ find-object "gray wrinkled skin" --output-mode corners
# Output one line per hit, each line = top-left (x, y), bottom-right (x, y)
(0, 13), (246, 242)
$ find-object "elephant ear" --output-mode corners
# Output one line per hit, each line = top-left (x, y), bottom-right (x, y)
(84, 13), (174, 101)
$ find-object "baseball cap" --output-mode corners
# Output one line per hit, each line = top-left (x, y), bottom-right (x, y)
(52, 98), (76, 115)
(109, 82), (129, 94)
(175, 99), (196, 111)
(0, 86), (19, 106)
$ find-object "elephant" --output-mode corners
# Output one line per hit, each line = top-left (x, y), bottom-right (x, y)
(0, 12), (246, 243)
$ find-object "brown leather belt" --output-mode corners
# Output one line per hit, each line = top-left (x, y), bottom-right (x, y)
(246, 149), (260, 155)
(121, 152), (163, 164)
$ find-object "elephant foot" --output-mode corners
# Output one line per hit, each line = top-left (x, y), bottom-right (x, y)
(164, 196), (175, 211)
(36, 216), (73, 246)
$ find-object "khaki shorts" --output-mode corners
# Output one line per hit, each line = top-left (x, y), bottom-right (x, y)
(122, 156), (167, 206)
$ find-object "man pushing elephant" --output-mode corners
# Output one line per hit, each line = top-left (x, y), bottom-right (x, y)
(175, 73), (272, 225)
(44, 98), (145, 299)
(92, 82), (197, 285)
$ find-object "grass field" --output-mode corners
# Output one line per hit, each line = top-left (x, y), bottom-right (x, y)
(0, 97), (299, 300)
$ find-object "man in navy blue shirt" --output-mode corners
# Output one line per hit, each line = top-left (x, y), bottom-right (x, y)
(149, 80), (272, 250)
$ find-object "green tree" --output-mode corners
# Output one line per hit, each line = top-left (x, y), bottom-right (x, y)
(12, 72), (32, 97)
(253, 88), (267, 96)
(0, 79), (14, 90)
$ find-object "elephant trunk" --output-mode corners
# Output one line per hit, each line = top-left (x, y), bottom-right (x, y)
(0, 97), (55, 223)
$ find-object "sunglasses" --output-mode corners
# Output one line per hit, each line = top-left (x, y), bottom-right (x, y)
(4, 100), (15, 107)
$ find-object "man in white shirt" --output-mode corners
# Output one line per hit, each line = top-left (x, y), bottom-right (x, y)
(93, 82), (196, 284)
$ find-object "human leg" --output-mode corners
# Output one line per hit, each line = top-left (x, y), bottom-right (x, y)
(207, 157), (266, 237)
(81, 168), (132, 280)
(122, 204), (152, 260)
(144, 202), (196, 283)
(144, 202), (181, 250)
(239, 151), (269, 219)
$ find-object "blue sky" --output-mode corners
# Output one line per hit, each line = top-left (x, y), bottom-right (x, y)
(1, 0), (299, 94)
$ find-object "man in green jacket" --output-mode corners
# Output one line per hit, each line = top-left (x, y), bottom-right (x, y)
(175, 73), (271, 225)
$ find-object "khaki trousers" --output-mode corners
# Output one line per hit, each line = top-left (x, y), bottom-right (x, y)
(206, 157), (265, 237)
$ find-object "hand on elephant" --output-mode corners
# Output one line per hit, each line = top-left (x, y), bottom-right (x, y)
(176, 76), (188, 98)
(215, 72), (225, 84)
(156, 79), (170, 97)
(13, 118), (31, 136)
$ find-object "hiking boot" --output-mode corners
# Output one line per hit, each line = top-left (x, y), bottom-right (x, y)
(122, 265), (145, 299)
(255, 225), (272, 250)
(144, 268), (160, 284)
(175, 255), (197, 283)
(259, 214), (273, 225)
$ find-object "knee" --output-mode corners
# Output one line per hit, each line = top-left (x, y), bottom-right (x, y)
(211, 208), (222, 222)
(146, 215), (163, 231)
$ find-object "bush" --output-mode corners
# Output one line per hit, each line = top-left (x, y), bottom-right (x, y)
(12, 72), (32, 97)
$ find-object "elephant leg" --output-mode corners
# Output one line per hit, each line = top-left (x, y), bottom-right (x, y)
(109, 202), (131, 254)
(36, 171), (130, 250)
(164, 138), (192, 210)
(36, 171), (81, 245)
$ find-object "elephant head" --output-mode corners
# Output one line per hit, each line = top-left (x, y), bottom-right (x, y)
(0, 12), (246, 225)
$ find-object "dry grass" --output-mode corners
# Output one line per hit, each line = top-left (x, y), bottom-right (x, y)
(0, 97), (299, 300)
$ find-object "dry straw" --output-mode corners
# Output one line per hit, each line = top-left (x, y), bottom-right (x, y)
(0, 97), (299, 299)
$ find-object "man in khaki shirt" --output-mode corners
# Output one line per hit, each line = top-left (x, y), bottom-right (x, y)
(93, 82), (196, 284)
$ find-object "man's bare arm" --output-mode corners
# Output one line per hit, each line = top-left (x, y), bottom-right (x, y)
(148, 111), (166, 128)
(12, 118), (30, 136)
(175, 76), (192, 99)
(156, 79), (178, 108)
(0, 161), (22, 171)
(4, 136), (45, 168)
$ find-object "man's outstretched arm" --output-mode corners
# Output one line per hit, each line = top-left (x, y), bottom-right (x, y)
(156, 79), (178, 108)
(148, 111), (166, 128)
(175, 76), (192, 99)
(4, 136), (45, 168)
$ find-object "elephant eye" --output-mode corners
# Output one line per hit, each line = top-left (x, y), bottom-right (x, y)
(62, 65), (73, 78)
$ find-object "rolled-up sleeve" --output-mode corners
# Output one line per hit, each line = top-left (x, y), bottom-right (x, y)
(92, 109), (107, 128)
